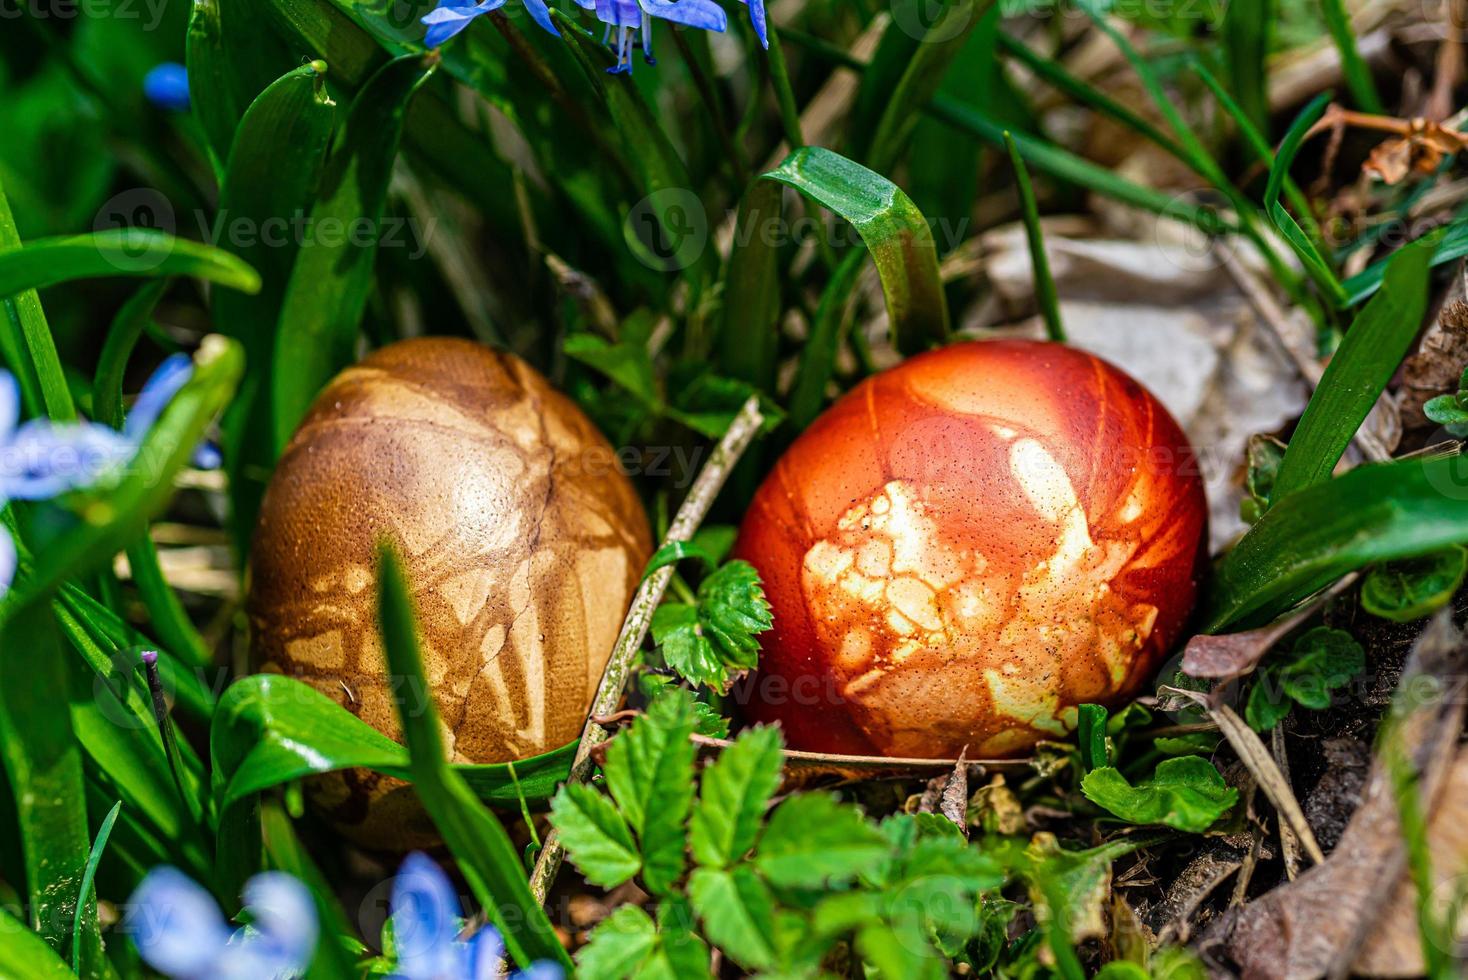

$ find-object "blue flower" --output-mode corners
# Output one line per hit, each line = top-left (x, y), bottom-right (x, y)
(125, 866), (318, 979)
(123, 353), (222, 470)
(741, 0), (767, 48)
(390, 853), (563, 980)
(421, 0), (557, 48)
(144, 63), (191, 113)
(575, 0), (728, 73)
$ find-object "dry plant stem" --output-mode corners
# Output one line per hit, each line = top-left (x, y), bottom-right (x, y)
(1272, 725), (1304, 880)
(529, 397), (765, 904)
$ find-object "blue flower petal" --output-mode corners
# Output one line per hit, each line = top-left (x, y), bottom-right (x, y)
(521, 0), (559, 34)
(422, 0), (506, 47)
(742, 0), (768, 47)
(232, 871), (319, 975)
(191, 440), (224, 471)
(124, 354), (193, 444)
(593, 0), (641, 25)
(462, 926), (506, 980)
(0, 527), (15, 600)
(144, 63), (192, 113)
(0, 371), (19, 440)
(641, 0), (727, 31)
(126, 866), (233, 978)
(391, 853), (463, 979)
(0, 421), (132, 499)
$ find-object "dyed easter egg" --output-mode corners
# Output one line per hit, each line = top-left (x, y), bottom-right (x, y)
(734, 340), (1207, 758)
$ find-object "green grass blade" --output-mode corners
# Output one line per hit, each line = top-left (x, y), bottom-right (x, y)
(1004, 132), (1065, 343)
(0, 907), (74, 978)
(1222, 0), (1272, 138)
(1321, 0), (1384, 112)
(1342, 218), (1468, 305)
(763, 147), (949, 355)
(0, 337), (243, 626)
(1271, 230), (1439, 500)
(213, 60), (337, 555)
(0, 231), (262, 299)
(376, 544), (573, 970)
(1265, 93), (1348, 305)
(719, 180), (785, 394)
(928, 99), (1231, 234)
(271, 54), (436, 449)
(790, 250), (866, 431)
(0, 608), (103, 971)
(258, 802), (358, 980)
(865, 0), (985, 174)
(1203, 454), (1468, 630)
(0, 174), (74, 421)
(71, 801), (121, 975)
(92, 281), (168, 430)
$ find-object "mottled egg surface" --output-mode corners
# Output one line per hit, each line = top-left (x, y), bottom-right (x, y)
(734, 340), (1207, 759)
(249, 338), (651, 847)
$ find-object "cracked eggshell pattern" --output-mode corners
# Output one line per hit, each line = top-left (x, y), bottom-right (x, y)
(734, 340), (1207, 759)
(248, 338), (651, 849)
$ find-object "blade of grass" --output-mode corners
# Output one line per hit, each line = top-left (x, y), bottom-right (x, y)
(1321, 0), (1384, 113)
(763, 147), (949, 355)
(1270, 230), (1439, 501)
(0, 231), (261, 299)
(271, 54), (437, 448)
(258, 802), (358, 980)
(376, 543), (572, 970)
(1342, 218), (1468, 305)
(718, 180), (785, 394)
(1203, 453), (1468, 630)
(0, 907), (74, 978)
(1222, 0), (1272, 139)
(71, 801), (121, 976)
(790, 250), (866, 431)
(1265, 94), (1348, 306)
(0, 175), (74, 421)
(1004, 132), (1065, 343)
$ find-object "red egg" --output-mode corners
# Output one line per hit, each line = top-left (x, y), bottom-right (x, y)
(733, 340), (1208, 758)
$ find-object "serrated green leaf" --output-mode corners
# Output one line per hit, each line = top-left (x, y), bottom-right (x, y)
(691, 725), (783, 868)
(755, 793), (890, 888)
(688, 866), (778, 971)
(1082, 757), (1237, 832)
(652, 560), (772, 692)
(549, 784), (642, 890)
(1362, 547), (1468, 622)
(604, 689), (696, 895)
(576, 905), (658, 980)
(855, 920), (946, 980)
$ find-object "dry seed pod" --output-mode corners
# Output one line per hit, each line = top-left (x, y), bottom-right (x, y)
(249, 338), (651, 849)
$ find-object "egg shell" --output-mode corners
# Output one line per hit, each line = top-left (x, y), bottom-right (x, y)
(248, 338), (651, 848)
(733, 339), (1208, 758)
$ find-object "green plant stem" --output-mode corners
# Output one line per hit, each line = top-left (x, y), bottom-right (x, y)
(671, 29), (749, 191)
(764, 24), (806, 151)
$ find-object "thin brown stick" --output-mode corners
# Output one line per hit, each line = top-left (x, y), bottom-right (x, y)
(529, 396), (765, 904)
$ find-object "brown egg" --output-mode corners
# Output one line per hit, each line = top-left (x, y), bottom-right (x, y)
(733, 340), (1207, 759)
(249, 338), (651, 849)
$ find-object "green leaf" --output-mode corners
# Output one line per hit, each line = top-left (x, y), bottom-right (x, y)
(92, 280), (167, 429)
(855, 920), (946, 980)
(259, 802), (359, 980)
(762, 147), (950, 356)
(1362, 547), (1468, 622)
(1321, 0), (1384, 112)
(271, 54), (437, 448)
(602, 690), (696, 895)
(1081, 757), (1237, 832)
(1425, 394), (1468, 427)
(212, 60), (337, 553)
(0, 174), (75, 421)
(788, 248), (865, 431)
(1077, 704), (1108, 772)
(565, 331), (660, 409)
(548, 784), (642, 890)
(690, 725), (783, 868)
(1245, 670), (1294, 731)
(864, 0), (984, 175)
(210, 673), (574, 810)
(0, 230), (261, 298)
(1278, 627), (1364, 709)
(1262, 94), (1347, 306)
(1004, 131), (1064, 343)
(0, 907), (73, 979)
(687, 866), (778, 971)
(376, 544), (572, 970)
(643, 908), (712, 980)
(1204, 454), (1468, 631)
(718, 180), (785, 393)
(652, 560), (772, 693)
(1222, 0), (1272, 137)
(1272, 232), (1440, 501)
(1341, 219), (1468, 306)
(0, 608), (102, 970)
(71, 800), (121, 974)
(755, 793), (890, 888)
(576, 905), (659, 980)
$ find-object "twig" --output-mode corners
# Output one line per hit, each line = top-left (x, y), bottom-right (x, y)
(529, 397), (765, 904)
